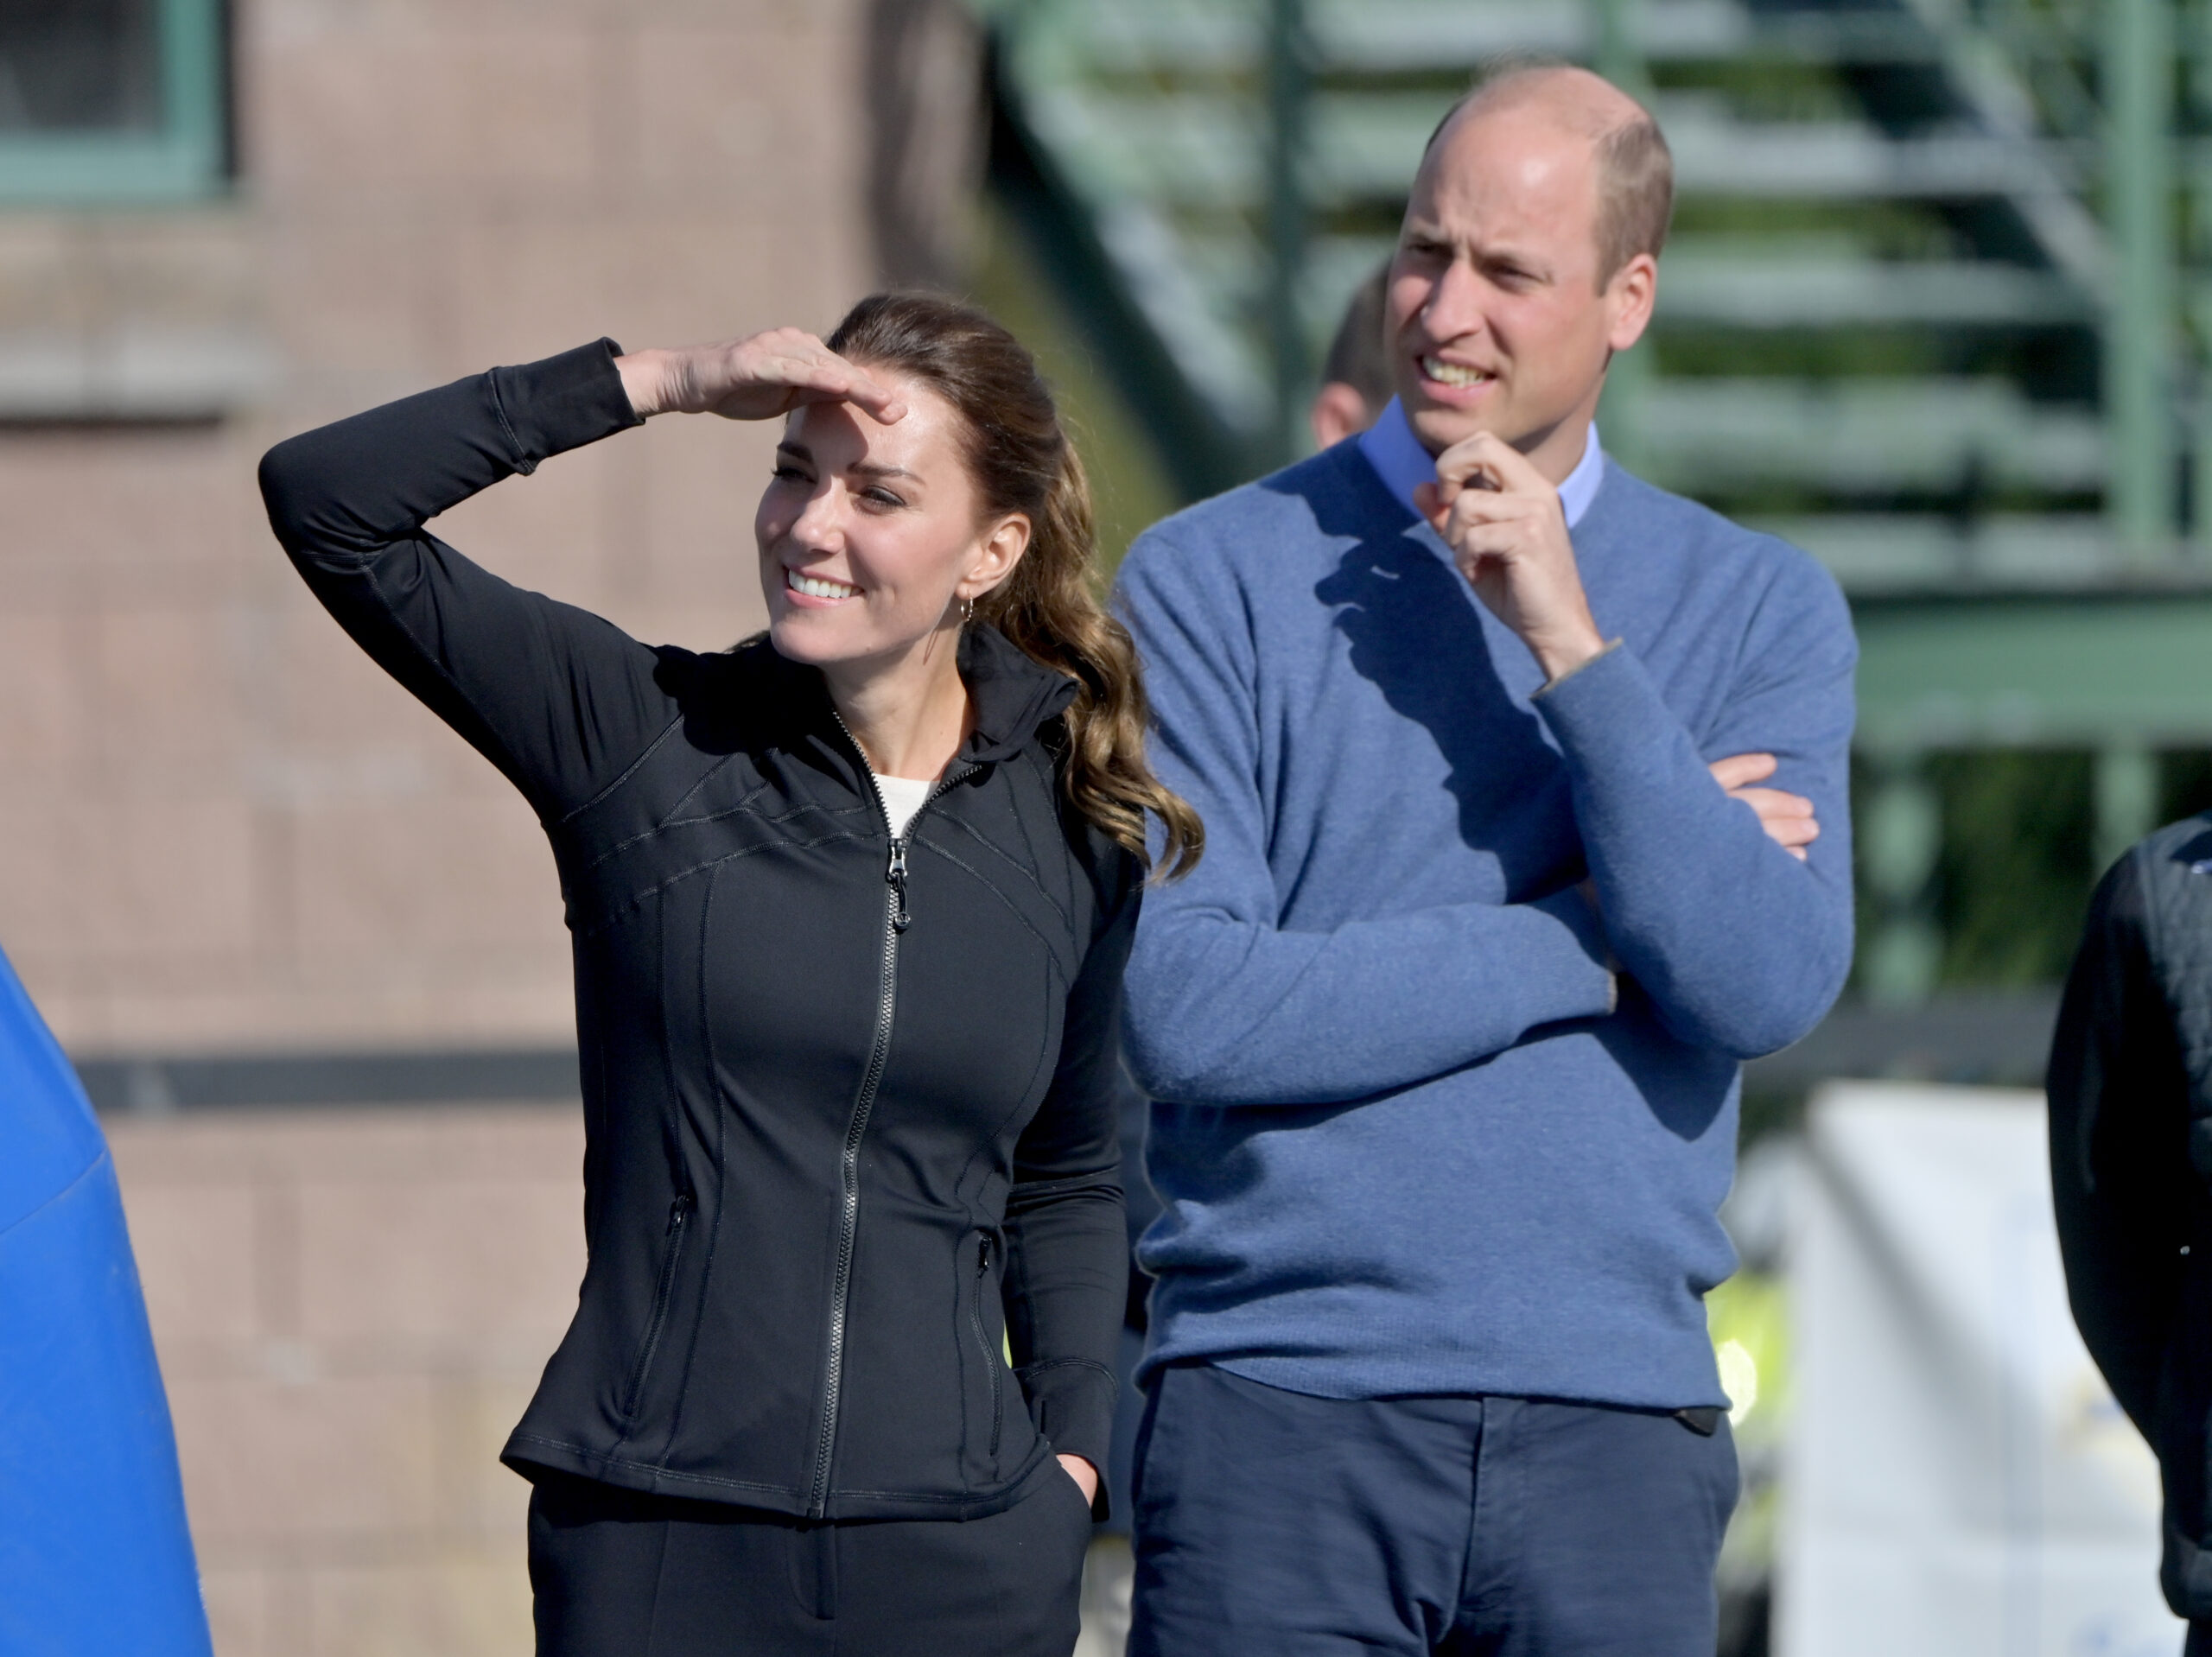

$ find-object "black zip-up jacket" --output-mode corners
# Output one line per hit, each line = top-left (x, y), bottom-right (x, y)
(259, 340), (1135, 1522)
(2050, 816), (2212, 1619)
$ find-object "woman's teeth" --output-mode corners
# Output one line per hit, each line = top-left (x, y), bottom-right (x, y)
(1422, 356), (1491, 388)
(788, 570), (861, 600)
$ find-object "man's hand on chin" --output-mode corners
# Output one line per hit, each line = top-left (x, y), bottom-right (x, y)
(1414, 430), (1609, 683)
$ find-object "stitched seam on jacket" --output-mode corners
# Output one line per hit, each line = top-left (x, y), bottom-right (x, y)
(579, 787), (841, 876)
(931, 799), (1077, 934)
(959, 964), (1071, 1375)
(348, 555), (683, 828)
(1007, 755), (1068, 925)
(357, 554), (564, 804)
(485, 371), (533, 471)
(660, 862), (723, 1456)
(572, 829), (874, 941)
(960, 958), (1068, 1197)
(656, 749), (744, 823)
(509, 1433), (1026, 1506)
(950, 986), (1068, 1227)
(910, 838), (1068, 968)
(554, 711), (689, 826)
(505, 1434), (799, 1497)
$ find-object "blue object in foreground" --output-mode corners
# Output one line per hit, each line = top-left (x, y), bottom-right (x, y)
(0, 942), (213, 1657)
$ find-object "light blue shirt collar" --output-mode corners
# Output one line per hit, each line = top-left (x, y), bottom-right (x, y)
(1356, 397), (1605, 530)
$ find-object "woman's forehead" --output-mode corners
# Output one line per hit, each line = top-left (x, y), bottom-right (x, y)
(785, 374), (960, 473)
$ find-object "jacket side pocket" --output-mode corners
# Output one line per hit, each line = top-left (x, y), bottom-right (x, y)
(621, 1193), (692, 1421)
(969, 1232), (1003, 1465)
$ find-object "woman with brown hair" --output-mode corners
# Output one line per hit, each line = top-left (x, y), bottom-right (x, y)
(258, 292), (1199, 1655)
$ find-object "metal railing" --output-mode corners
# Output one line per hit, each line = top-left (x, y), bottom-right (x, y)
(984, 0), (2212, 1007)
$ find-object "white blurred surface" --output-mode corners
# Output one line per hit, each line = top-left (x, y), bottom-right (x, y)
(1781, 1082), (2181, 1657)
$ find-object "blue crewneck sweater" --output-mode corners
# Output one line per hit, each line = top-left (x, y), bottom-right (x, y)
(1115, 441), (1856, 1408)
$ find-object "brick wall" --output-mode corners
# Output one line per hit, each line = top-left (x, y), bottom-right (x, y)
(4, 7), (969, 1647)
(111, 1103), (585, 1657)
(0, 0), (874, 1055)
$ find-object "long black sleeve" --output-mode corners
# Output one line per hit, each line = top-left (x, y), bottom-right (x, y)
(1001, 849), (1140, 1515)
(258, 340), (667, 822)
(2049, 848), (2196, 1437)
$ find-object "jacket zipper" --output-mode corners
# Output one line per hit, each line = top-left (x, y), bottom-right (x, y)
(809, 712), (974, 1517)
(970, 1233), (1003, 1462)
(622, 1193), (691, 1419)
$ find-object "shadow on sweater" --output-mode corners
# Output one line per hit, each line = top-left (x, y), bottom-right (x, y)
(1306, 492), (1583, 900)
(1297, 470), (1732, 1147)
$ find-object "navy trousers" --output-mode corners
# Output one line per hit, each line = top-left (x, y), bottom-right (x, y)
(1129, 1363), (1738, 1657)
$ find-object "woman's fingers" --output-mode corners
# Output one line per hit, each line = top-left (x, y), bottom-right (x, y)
(639, 330), (910, 423)
(753, 335), (906, 422)
(823, 364), (906, 424)
(735, 352), (887, 416)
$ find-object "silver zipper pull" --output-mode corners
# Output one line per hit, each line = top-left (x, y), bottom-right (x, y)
(887, 839), (911, 932)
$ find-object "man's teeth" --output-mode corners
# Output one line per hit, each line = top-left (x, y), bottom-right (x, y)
(788, 571), (861, 600)
(1422, 356), (1491, 388)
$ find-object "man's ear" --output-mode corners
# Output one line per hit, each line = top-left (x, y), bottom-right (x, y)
(1311, 383), (1376, 449)
(1605, 253), (1658, 353)
(963, 513), (1032, 599)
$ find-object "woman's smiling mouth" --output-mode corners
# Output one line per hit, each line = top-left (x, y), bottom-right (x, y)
(786, 568), (862, 602)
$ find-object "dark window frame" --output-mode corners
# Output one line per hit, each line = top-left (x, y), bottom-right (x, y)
(0, 0), (225, 205)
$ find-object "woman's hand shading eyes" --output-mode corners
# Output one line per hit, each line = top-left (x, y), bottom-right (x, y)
(616, 328), (907, 425)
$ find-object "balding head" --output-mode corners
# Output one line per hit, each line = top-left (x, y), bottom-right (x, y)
(1424, 61), (1673, 290)
(1384, 59), (1667, 474)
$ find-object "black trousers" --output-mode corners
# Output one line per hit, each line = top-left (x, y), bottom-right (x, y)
(526, 1468), (1093, 1657)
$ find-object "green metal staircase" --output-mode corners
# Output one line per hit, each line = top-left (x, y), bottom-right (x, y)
(983, 0), (2212, 1012)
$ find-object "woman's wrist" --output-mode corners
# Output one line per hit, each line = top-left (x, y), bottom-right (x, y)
(613, 347), (673, 418)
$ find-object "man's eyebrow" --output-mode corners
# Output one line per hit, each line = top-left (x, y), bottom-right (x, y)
(1479, 246), (1553, 276)
(1401, 221), (1551, 274)
(776, 441), (812, 462)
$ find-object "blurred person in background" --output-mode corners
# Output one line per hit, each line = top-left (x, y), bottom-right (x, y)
(259, 293), (1198, 1657)
(1309, 262), (1395, 449)
(2050, 818), (2212, 1653)
(1114, 60), (1855, 1657)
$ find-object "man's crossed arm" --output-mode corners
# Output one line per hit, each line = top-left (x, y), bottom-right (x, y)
(1116, 444), (1853, 1108)
(1421, 430), (1853, 1058)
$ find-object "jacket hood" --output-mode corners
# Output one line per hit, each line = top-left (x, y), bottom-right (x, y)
(956, 624), (1079, 764)
(755, 623), (1076, 769)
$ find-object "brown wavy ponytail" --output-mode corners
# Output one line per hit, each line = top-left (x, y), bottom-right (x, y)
(827, 292), (1202, 880)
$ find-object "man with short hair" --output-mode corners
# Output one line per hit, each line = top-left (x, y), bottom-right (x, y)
(1115, 63), (1856, 1656)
